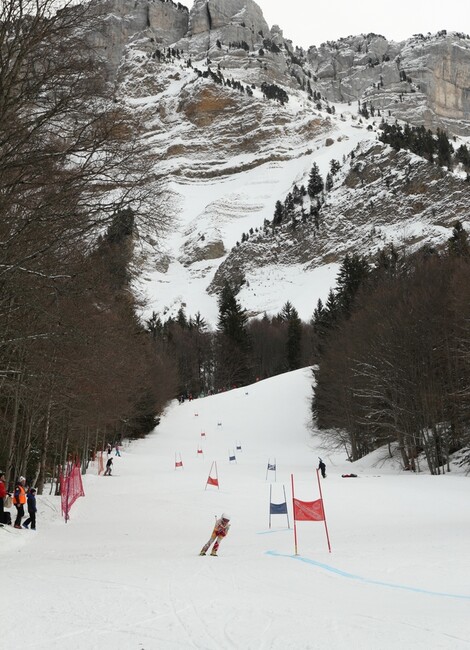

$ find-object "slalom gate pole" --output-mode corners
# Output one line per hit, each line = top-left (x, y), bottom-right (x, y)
(215, 461), (219, 489)
(269, 484), (272, 529)
(205, 461), (214, 490)
(291, 473), (299, 555)
(316, 469), (332, 553)
(283, 484), (290, 529)
(65, 462), (71, 523)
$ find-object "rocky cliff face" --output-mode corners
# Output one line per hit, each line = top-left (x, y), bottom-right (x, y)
(308, 32), (470, 136)
(188, 0), (268, 37)
(89, 1), (470, 134)
(81, 0), (470, 321)
(88, 0), (189, 79)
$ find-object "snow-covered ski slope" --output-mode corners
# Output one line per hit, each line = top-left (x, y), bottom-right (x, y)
(2, 368), (469, 649)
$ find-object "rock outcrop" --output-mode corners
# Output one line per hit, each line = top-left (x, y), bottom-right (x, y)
(88, 0), (189, 79)
(89, 1), (470, 134)
(308, 32), (470, 135)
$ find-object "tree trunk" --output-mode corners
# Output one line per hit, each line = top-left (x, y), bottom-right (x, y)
(36, 394), (52, 495)
(5, 371), (22, 485)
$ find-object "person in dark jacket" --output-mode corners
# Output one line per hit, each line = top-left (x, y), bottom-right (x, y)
(318, 458), (326, 478)
(104, 458), (113, 476)
(23, 488), (37, 530)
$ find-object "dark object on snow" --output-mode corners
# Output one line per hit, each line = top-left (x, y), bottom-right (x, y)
(341, 474), (358, 478)
(318, 458), (326, 478)
(3, 511), (12, 525)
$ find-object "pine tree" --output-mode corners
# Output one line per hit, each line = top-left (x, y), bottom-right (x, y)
(437, 129), (453, 168)
(189, 311), (207, 333)
(218, 284), (248, 344)
(324, 289), (339, 326)
(448, 221), (470, 257)
(329, 159), (341, 176)
(335, 253), (370, 317)
(146, 311), (163, 340)
(216, 284), (252, 388)
(273, 200), (284, 227)
(455, 144), (470, 171)
(325, 172), (333, 192)
(281, 302), (302, 370)
(284, 192), (295, 215)
(307, 162), (324, 198)
(177, 306), (188, 328)
(312, 291), (338, 348)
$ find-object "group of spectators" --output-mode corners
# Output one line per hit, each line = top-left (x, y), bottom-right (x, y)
(0, 473), (37, 530)
(1, 443), (122, 533)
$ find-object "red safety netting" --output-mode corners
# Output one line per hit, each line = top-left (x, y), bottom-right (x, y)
(98, 452), (104, 475)
(60, 462), (85, 522)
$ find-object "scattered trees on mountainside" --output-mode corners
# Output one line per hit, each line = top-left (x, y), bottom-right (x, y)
(0, 0), (173, 491)
(312, 229), (470, 474)
(260, 82), (289, 105)
(379, 122), (470, 172)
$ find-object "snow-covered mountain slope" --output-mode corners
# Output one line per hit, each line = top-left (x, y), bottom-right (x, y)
(87, 0), (470, 325)
(2, 368), (469, 649)
(128, 64), (379, 322)
(210, 137), (470, 312)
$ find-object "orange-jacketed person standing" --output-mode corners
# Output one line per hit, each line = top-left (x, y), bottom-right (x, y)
(13, 476), (27, 529)
(199, 513), (231, 556)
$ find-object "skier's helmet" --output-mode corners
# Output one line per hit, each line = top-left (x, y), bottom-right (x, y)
(221, 513), (230, 521)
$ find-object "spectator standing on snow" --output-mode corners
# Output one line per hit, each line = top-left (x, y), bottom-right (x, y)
(0, 471), (8, 525)
(114, 443), (121, 457)
(318, 458), (326, 478)
(13, 476), (27, 528)
(104, 458), (113, 476)
(23, 488), (37, 530)
(199, 513), (231, 556)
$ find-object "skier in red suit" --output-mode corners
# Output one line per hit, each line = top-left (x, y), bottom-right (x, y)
(199, 514), (231, 556)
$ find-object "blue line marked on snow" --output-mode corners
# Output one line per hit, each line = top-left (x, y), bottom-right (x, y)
(265, 551), (470, 600)
(257, 529), (291, 535)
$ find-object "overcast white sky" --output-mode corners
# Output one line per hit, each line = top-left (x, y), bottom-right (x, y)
(179, 0), (467, 48)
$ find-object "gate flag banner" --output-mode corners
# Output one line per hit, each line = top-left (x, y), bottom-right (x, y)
(205, 461), (220, 490)
(270, 502), (288, 514)
(269, 484), (290, 528)
(291, 472), (331, 554)
(60, 462), (85, 522)
(293, 498), (324, 521)
(266, 458), (277, 481)
(175, 452), (183, 469)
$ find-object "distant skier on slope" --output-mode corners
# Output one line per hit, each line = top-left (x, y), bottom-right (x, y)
(318, 458), (326, 478)
(199, 513), (230, 556)
(104, 458), (113, 476)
